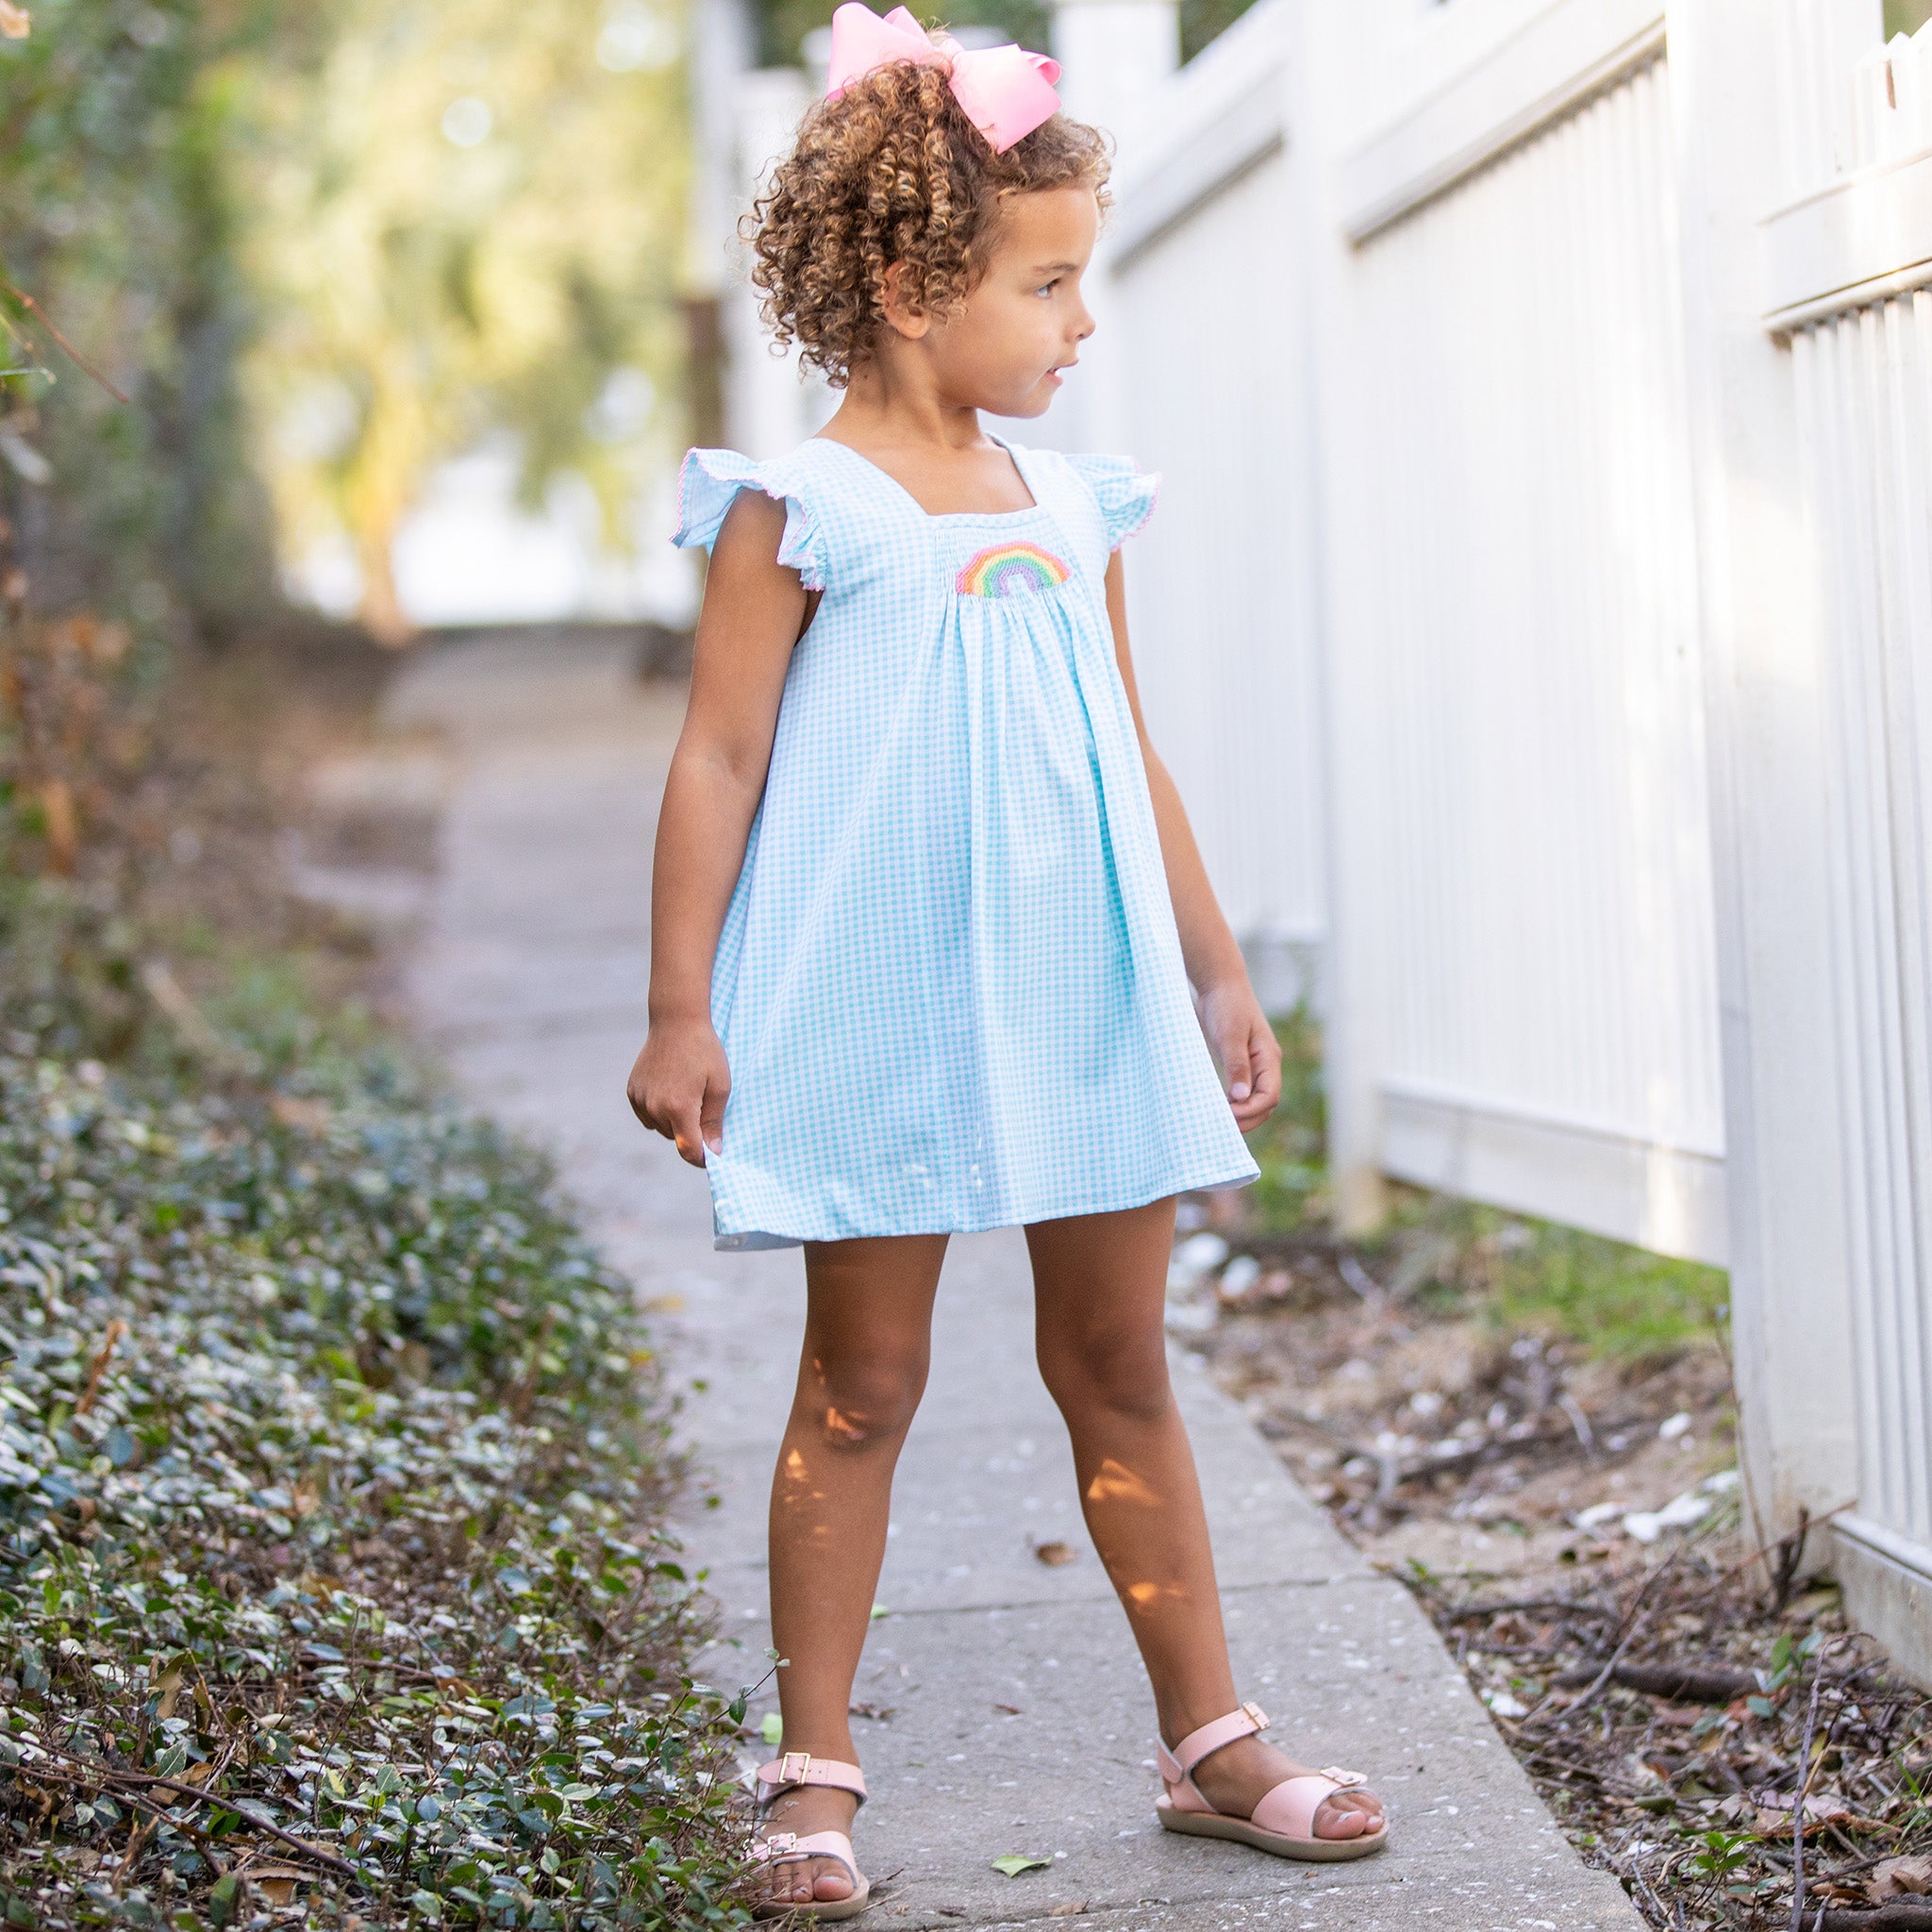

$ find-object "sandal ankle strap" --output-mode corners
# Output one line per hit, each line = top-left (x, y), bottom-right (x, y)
(1157, 1701), (1271, 1783)
(755, 1752), (869, 1807)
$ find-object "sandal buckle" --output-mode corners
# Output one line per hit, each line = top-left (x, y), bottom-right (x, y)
(778, 1750), (812, 1785)
(1241, 1700), (1271, 1733)
(756, 1830), (798, 1858)
(1319, 1765), (1364, 1789)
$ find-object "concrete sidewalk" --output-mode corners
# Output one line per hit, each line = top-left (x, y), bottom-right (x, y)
(390, 632), (1643, 1932)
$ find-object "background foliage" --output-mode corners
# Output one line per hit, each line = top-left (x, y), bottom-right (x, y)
(0, 0), (291, 636)
(0, 0), (691, 648)
(239, 0), (689, 641)
(753, 0), (1258, 73)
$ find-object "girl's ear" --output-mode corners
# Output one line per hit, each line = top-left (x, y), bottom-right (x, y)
(880, 260), (933, 341)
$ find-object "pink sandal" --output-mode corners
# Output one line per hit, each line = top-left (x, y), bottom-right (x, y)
(1155, 1702), (1389, 1862)
(750, 1750), (872, 1922)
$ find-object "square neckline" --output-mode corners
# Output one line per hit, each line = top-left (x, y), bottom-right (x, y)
(808, 432), (1046, 524)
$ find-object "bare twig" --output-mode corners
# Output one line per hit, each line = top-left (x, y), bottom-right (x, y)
(1337, 1254), (1387, 1309)
(1, 281), (129, 404)
(1550, 1659), (1757, 1705)
(75, 1318), (128, 1416)
(1441, 1595), (1617, 1624)
(22, 1740), (363, 1883)
(1522, 1554), (1680, 1732)
(1557, 1390), (1597, 1457)
(1773, 1507), (1815, 1619)
(507, 1305), (559, 1424)
(1793, 1652), (1828, 1932)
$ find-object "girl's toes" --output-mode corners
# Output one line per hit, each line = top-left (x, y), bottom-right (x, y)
(1317, 1798), (1375, 1840)
(814, 1860), (854, 1901)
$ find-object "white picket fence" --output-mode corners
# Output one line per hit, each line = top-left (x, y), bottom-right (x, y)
(699, 0), (1932, 1681)
(1093, 0), (1932, 1680)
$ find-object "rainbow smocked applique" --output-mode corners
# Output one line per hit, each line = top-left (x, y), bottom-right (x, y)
(956, 541), (1072, 598)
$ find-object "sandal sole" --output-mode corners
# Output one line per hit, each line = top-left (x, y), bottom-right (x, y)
(1158, 1802), (1389, 1863)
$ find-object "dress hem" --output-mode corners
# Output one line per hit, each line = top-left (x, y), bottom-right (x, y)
(709, 1158), (1260, 1252)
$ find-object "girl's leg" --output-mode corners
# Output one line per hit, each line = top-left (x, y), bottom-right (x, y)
(1026, 1199), (1383, 1839)
(759, 1232), (950, 1907)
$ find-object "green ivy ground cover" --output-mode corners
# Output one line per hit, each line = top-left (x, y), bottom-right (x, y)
(0, 884), (756, 1931)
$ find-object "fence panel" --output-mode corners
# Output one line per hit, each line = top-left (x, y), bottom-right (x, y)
(1110, 150), (1323, 990)
(1340, 55), (1726, 1261)
(1775, 8), (1932, 1641)
(1099, 4), (1322, 1002)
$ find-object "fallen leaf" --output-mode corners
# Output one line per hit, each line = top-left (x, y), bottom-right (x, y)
(1871, 1857), (1932, 1900)
(846, 1701), (895, 1721)
(1047, 1903), (1089, 1918)
(991, 1854), (1054, 1877)
(991, 1703), (1023, 1716)
(242, 1865), (306, 1907)
(1747, 1790), (1886, 1838)
(1033, 1541), (1078, 1567)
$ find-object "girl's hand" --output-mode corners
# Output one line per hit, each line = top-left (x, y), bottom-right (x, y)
(626, 1018), (731, 1168)
(1196, 977), (1282, 1133)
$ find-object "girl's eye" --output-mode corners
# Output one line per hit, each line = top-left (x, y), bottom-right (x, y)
(1035, 280), (1058, 297)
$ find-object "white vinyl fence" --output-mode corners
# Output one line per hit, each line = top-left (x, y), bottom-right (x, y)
(703, 0), (1932, 1680)
(1093, 0), (1932, 1679)
(1107, 6), (1323, 1008)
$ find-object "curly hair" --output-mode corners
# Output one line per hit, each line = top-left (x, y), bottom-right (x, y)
(746, 54), (1111, 386)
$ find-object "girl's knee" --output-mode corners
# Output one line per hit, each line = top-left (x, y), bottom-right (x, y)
(1038, 1324), (1171, 1424)
(798, 1344), (928, 1448)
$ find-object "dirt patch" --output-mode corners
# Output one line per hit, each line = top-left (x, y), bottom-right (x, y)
(1170, 1211), (1932, 1931)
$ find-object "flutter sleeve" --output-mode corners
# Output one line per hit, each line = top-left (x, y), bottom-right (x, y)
(674, 447), (828, 591)
(1066, 453), (1159, 551)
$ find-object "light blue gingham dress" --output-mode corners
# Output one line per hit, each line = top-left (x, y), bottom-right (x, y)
(675, 435), (1259, 1249)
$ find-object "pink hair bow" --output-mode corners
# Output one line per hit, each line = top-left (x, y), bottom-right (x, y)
(825, 3), (1062, 155)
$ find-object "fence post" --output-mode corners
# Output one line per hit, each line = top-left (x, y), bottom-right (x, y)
(1664, 0), (1861, 1547)
(1288, 0), (1389, 1237)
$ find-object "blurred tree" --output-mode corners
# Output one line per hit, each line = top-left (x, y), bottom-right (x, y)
(1177, 0), (1257, 60)
(756, 1), (1051, 67)
(238, 0), (689, 641)
(753, 0), (1256, 73)
(1888, 0), (1932, 34)
(0, 0), (292, 633)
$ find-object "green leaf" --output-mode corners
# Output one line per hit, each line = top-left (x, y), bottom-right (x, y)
(990, 1854), (1053, 1878)
(207, 1873), (242, 1927)
(758, 1712), (783, 1746)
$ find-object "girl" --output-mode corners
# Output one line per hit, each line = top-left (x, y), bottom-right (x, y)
(626, 5), (1389, 1915)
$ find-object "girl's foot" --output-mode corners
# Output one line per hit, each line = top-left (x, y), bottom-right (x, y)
(754, 1778), (862, 1911)
(758, 1783), (858, 1906)
(1155, 1704), (1388, 1862)
(1187, 1732), (1385, 1840)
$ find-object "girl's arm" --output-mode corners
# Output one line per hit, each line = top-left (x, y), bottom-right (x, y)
(627, 490), (811, 1166)
(1104, 549), (1282, 1132)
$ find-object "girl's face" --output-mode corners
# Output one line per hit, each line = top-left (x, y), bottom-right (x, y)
(891, 184), (1099, 418)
